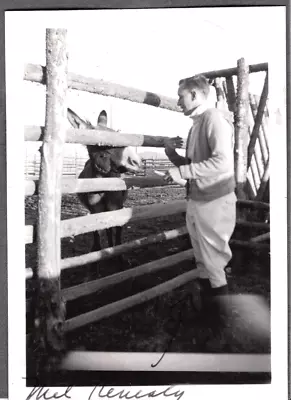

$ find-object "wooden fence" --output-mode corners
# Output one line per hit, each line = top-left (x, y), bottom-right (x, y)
(25, 29), (270, 378)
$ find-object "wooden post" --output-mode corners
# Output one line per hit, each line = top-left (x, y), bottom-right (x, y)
(234, 58), (249, 199)
(29, 29), (68, 381)
(247, 72), (268, 169)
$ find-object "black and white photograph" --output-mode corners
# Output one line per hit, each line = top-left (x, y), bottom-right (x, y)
(5, 6), (287, 400)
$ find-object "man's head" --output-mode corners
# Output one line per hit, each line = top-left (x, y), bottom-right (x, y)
(177, 75), (210, 116)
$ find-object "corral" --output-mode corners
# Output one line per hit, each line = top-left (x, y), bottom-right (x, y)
(25, 29), (270, 386)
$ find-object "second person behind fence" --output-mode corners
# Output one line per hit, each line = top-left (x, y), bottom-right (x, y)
(163, 74), (236, 349)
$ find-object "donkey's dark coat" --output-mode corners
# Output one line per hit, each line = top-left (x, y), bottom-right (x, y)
(67, 108), (141, 253)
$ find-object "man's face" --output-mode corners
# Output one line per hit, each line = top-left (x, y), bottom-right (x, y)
(177, 84), (206, 116)
(177, 85), (196, 116)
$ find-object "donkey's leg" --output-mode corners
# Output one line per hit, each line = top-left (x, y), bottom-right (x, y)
(115, 226), (122, 246)
(104, 191), (127, 269)
(106, 228), (114, 248)
(84, 230), (102, 280)
(115, 192), (127, 267)
(87, 198), (106, 278)
(114, 226), (127, 269)
(84, 231), (101, 282)
(92, 230), (102, 252)
(106, 226), (125, 269)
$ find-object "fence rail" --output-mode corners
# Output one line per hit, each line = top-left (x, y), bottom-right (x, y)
(25, 63), (182, 113)
(25, 61), (268, 110)
(60, 352), (270, 372)
(25, 198), (269, 245)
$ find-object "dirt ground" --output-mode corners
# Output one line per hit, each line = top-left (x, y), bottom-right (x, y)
(25, 185), (271, 383)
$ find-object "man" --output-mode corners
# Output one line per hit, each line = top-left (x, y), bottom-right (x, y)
(163, 75), (236, 345)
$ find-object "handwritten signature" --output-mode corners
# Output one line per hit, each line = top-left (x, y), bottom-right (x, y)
(26, 387), (73, 400)
(26, 386), (184, 400)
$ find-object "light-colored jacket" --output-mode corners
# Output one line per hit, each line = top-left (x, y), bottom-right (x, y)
(166, 106), (236, 201)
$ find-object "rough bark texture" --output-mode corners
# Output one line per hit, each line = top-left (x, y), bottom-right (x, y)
(29, 29), (68, 381)
(234, 58), (249, 199)
(24, 125), (186, 148)
(24, 62), (268, 112)
(24, 63), (181, 112)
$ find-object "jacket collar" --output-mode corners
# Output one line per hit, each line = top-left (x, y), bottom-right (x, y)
(189, 103), (209, 119)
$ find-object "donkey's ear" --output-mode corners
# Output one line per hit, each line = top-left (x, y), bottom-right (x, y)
(67, 108), (90, 129)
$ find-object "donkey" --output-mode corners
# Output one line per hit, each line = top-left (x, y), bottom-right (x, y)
(67, 108), (141, 255)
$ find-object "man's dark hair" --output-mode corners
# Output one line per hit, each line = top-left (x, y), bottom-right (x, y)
(179, 75), (210, 97)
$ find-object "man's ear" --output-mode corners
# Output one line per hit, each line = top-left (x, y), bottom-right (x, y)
(191, 90), (196, 101)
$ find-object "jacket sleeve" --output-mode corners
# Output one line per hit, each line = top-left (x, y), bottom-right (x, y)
(178, 111), (234, 180)
(164, 148), (187, 167)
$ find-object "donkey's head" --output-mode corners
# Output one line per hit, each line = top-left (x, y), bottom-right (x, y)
(67, 108), (141, 175)
(108, 146), (141, 174)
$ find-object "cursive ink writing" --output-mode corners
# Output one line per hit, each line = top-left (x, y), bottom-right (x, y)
(151, 294), (193, 368)
(89, 385), (184, 400)
(26, 386), (73, 400)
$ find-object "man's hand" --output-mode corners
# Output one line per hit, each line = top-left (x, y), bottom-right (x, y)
(164, 167), (187, 187)
(163, 136), (184, 151)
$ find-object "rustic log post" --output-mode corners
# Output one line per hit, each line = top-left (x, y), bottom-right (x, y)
(225, 76), (251, 195)
(29, 29), (68, 381)
(234, 58), (249, 199)
(247, 72), (268, 169)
